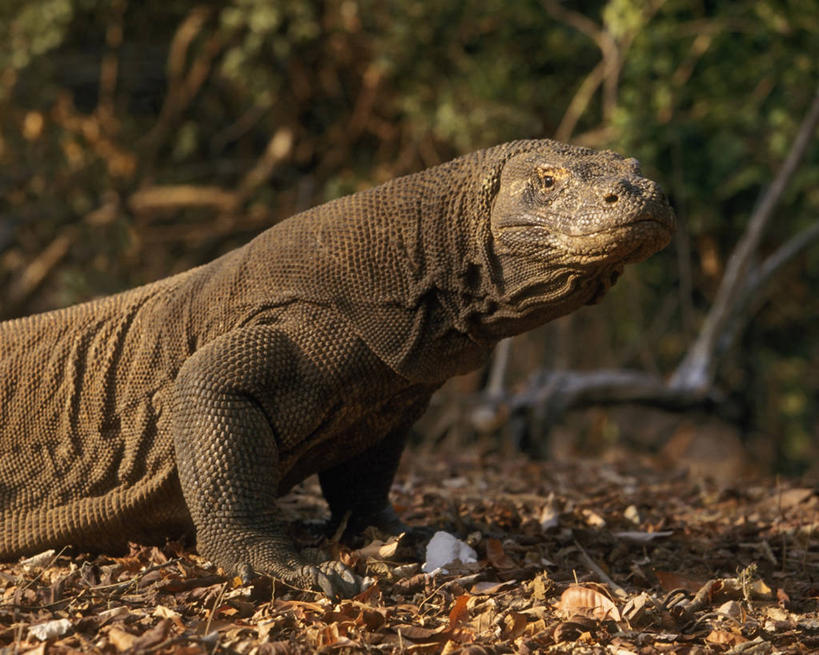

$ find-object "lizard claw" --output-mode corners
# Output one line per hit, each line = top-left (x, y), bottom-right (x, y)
(236, 562), (255, 585)
(305, 560), (362, 599)
(231, 557), (361, 599)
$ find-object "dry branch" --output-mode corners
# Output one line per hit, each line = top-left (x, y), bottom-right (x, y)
(544, 0), (665, 140)
(128, 185), (238, 214)
(3, 228), (77, 317)
(233, 127), (295, 205)
(142, 7), (220, 163)
(96, 0), (126, 125)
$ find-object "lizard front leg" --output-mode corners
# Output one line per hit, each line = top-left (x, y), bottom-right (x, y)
(171, 325), (360, 598)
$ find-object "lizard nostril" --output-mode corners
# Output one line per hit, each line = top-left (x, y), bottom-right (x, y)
(604, 193), (618, 204)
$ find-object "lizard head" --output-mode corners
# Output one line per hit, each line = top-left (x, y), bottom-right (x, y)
(487, 144), (675, 315)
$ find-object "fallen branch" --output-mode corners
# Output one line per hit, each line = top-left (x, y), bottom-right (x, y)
(511, 369), (710, 412)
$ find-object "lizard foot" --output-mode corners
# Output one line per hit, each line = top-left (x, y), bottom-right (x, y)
(234, 557), (362, 599)
(303, 560), (362, 599)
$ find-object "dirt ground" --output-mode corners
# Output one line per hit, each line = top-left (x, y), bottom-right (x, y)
(2, 447), (818, 654)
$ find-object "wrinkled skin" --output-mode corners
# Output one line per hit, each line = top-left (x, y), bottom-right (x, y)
(0, 140), (673, 598)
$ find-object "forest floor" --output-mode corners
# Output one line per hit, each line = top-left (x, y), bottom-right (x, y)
(2, 447), (818, 654)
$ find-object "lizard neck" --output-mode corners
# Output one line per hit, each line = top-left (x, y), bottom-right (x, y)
(321, 141), (566, 381)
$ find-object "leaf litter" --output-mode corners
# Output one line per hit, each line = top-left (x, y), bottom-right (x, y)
(2, 451), (819, 653)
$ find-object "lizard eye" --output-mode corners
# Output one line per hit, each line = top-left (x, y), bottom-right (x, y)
(534, 170), (558, 198)
(531, 166), (566, 200)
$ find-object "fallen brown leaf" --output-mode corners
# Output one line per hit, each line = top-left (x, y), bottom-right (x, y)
(556, 585), (621, 621)
(486, 538), (517, 570)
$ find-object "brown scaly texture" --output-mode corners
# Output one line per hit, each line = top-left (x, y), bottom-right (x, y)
(0, 139), (674, 596)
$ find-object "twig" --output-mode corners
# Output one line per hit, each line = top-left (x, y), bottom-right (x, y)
(543, 0), (615, 141)
(128, 185), (237, 214)
(142, 7), (222, 163)
(210, 95), (274, 152)
(204, 581), (228, 645)
(511, 369), (711, 413)
(555, 60), (607, 142)
(545, 0), (665, 139)
(4, 227), (77, 317)
(233, 127), (295, 206)
(1, 547), (68, 603)
(744, 219), (819, 305)
(574, 540), (627, 600)
(717, 219), (819, 360)
(86, 558), (183, 593)
(97, 0), (127, 124)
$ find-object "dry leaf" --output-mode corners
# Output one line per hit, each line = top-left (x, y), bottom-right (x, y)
(470, 580), (516, 595)
(20, 643), (46, 655)
(653, 569), (705, 594)
(440, 640), (460, 655)
(470, 609), (495, 635)
(3, 452), (819, 653)
(747, 578), (774, 599)
(766, 488), (815, 510)
(529, 573), (551, 601)
(356, 536), (402, 559)
(717, 600), (743, 621)
(393, 624), (448, 642)
(523, 618), (547, 636)
(448, 594), (470, 629)
(131, 619), (172, 651)
(581, 509), (606, 527)
(107, 626), (138, 651)
(623, 504), (642, 524)
(539, 496), (561, 531)
(486, 538), (517, 570)
(556, 585), (621, 621)
(96, 606), (130, 624)
(502, 612), (528, 639)
(705, 629), (747, 646)
(19, 550), (56, 570)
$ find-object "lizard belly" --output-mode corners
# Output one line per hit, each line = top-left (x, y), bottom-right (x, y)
(277, 381), (433, 494)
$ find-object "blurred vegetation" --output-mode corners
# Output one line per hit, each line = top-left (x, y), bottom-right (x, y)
(1, 0), (817, 472)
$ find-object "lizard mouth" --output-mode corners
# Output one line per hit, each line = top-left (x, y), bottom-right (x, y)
(500, 213), (674, 236)
(500, 216), (673, 262)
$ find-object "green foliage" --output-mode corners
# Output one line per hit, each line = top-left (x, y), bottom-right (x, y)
(1, 0), (817, 470)
(0, 0), (74, 71)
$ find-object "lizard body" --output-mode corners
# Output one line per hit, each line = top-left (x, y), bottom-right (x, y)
(0, 140), (674, 594)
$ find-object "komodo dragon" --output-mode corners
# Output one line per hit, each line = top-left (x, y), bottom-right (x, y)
(1, 139), (674, 596)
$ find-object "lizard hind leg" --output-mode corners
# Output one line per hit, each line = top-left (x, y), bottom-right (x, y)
(319, 398), (435, 546)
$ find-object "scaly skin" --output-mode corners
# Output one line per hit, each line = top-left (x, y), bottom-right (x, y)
(0, 140), (674, 596)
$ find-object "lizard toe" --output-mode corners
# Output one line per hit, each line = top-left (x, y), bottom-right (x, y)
(304, 561), (362, 599)
(235, 561), (255, 585)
